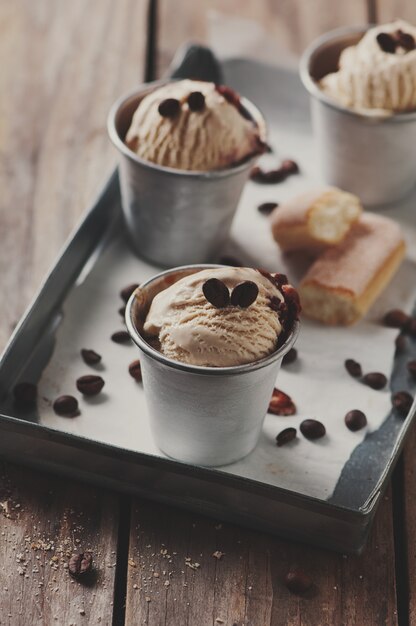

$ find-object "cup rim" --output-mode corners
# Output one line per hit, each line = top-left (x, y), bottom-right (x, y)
(299, 24), (416, 122)
(107, 80), (267, 178)
(125, 264), (300, 376)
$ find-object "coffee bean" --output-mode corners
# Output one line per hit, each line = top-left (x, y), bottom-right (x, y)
(250, 165), (288, 183)
(392, 391), (413, 416)
(202, 278), (230, 308)
(111, 330), (131, 344)
(187, 91), (205, 111)
(396, 29), (415, 51)
(13, 382), (37, 409)
(344, 358), (362, 378)
(81, 349), (101, 365)
(282, 348), (298, 366)
(280, 159), (299, 174)
(53, 395), (79, 417)
(68, 552), (93, 578)
(118, 305), (126, 317)
(258, 202), (279, 215)
(300, 419), (326, 440)
(407, 359), (416, 380)
(276, 427), (297, 447)
(230, 281), (259, 308)
(345, 409), (367, 432)
(76, 375), (105, 396)
(383, 309), (409, 329)
(158, 98), (180, 118)
(396, 334), (407, 353)
(120, 283), (140, 303)
(362, 372), (387, 390)
(376, 32), (397, 53)
(219, 256), (243, 267)
(285, 568), (312, 594)
(268, 388), (296, 416)
(129, 360), (142, 382)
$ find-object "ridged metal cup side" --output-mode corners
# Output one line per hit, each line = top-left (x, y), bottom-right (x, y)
(108, 84), (266, 267)
(125, 265), (299, 467)
(300, 25), (416, 207)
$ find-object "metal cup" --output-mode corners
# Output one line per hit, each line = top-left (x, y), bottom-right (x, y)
(300, 26), (416, 207)
(125, 265), (299, 467)
(108, 83), (266, 267)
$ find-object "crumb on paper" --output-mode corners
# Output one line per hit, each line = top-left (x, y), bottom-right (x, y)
(212, 551), (225, 560)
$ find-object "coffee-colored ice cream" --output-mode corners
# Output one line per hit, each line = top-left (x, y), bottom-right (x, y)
(143, 267), (295, 367)
(320, 20), (416, 112)
(125, 79), (265, 171)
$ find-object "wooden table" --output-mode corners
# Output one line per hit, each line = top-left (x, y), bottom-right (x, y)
(1, 1), (415, 623)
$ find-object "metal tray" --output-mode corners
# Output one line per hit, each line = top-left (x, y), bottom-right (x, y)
(1, 47), (415, 554)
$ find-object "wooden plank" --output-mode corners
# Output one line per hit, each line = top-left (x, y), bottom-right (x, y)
(377, 1), (416, 24)
(0, 0), (148, 346)
(156, 0), (368, 75)
(0, 462), (119, 625)
(125, 491), (397, 625)
(0, 0), (149, 623)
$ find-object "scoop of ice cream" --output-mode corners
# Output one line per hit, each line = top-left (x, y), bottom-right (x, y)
(143, 267), (292, 367)
(125, 79), (265, 171)
(320, 20), (416, 112)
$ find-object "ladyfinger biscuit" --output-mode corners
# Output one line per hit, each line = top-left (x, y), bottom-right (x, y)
(271, 187), (362, 253)
(299, 213), (406, 325)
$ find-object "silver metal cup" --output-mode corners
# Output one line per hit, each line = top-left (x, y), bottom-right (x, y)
(125, 265), (299, 467)
(300, 26), (416, 207)
(108, 84), (266, 267)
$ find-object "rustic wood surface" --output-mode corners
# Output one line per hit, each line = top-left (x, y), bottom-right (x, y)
(125, 492), (398, 626)
(155, 0), (368, 75)
(1, 0), (414, 624)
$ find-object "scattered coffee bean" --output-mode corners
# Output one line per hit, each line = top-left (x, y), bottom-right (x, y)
(276, 427), (297, 447)
(202, 278), (230, 308)
(282, 348), (298, 366)
(392, 391), (413, 416)
(268, 388), (296, 416)
(345, 409), (367, 432)
(219, 255), (243, 267)
(250, 159), (299, 184)
(285, 568), (312, 594)
(300, 419), (326, 440)
(81, 349), (101, 365)
(396, 334), (407, 353)
(13, 382), (37, 409)
(230, 281), (258, 308)
(53, 395), (79, 417)
(257, 201), (279, 215)
(362, 372), (387, 390)
(76, 375), (105, 396)
(383, 309), (409, 329)
(129, 360), (142, 382)
(158, 98), (180, 118)
(376, 32), (397, 53)
(187, 91), (205, 111)
(118, 305), (126, 317)
(120, 283), (140, 303)
(68, 552), (93, 578)
(111, 330), (131, 344)
(344, 358), (362, 378)
(407, 359), (416, 380)
(280, 159), (299, 174)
